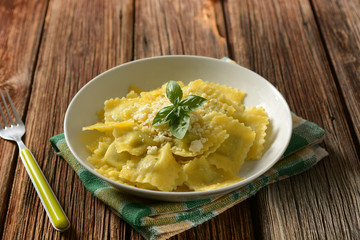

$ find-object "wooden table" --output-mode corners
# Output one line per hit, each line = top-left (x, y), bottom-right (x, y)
(0, 0), (359, 239)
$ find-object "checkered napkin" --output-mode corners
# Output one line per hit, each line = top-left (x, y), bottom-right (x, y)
(50, 113), (327, 240)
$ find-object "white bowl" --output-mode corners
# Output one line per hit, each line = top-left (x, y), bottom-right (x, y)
(64, 55), (292, 201)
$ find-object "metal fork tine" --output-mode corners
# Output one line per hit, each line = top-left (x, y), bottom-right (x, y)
(0, 90), (11, 127)
(0, 104), (5, 128)
(5, 88), (23, 125)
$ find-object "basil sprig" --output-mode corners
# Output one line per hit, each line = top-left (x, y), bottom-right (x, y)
(152, 81), (207, 139)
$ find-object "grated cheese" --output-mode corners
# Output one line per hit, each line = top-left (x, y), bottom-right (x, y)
(147, 146), (158, 155)
(189, 139), (204, 153)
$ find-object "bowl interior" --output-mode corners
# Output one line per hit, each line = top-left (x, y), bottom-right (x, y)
(64, 56), (292, 201)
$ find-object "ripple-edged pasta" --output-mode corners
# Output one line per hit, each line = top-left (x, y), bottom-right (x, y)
(83, 79), (270, 191)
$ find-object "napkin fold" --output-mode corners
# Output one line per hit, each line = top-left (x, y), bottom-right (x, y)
(50, 113), (327, 240)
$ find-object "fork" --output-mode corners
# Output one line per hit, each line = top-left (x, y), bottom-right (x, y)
(0, 89), (70, 231)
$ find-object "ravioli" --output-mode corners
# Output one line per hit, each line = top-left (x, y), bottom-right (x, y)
(171, 111), (229, 157)
(83, 79), (270, 192)
(184, 79), (245, 113)
(236, 106), (269, 160)
(183, 156), (242, 191)
(207, 81), (246, 106)
(120, 143), (185, 191)
(113, 127), (156, 156)
(206, 113), (256, 174)
(83, 120), (135, 132)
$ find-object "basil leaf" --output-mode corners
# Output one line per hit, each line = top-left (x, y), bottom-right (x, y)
(169, 113), (190, 139)
(165, 107), (177, 121)
(179, 95), (207, 113)
(152, 81), (207, 139)
(152, 105), (176, 126)
(166, 80), (183, 105)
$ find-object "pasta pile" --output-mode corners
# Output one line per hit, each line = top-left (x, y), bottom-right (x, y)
(83, 79), (269, 191)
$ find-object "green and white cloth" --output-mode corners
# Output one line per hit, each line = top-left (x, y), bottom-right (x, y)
(50, 113), (327, 240)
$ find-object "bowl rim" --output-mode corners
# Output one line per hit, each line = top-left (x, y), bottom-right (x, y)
(64, 55), (292, 199)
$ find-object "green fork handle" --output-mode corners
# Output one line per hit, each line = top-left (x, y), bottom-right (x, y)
(20, 148), (70, 231)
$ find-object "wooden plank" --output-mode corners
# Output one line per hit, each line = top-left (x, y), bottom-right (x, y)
(311, 0), (360, 143)
(0, 0), (49, 236)
(1, 0), (134, 239)
(134, 0), (228, 58)
(133, 1), (254, 239)
(224, 0), (360, 239)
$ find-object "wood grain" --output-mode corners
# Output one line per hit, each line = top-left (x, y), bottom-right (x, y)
(0, 0), (359, 239)
(1, 0), (134, 239)
(224, 0), (360, 239)
(311, 0), (360, 143)
(0, 0), (49, 236)
(134, 0), (228, 59)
